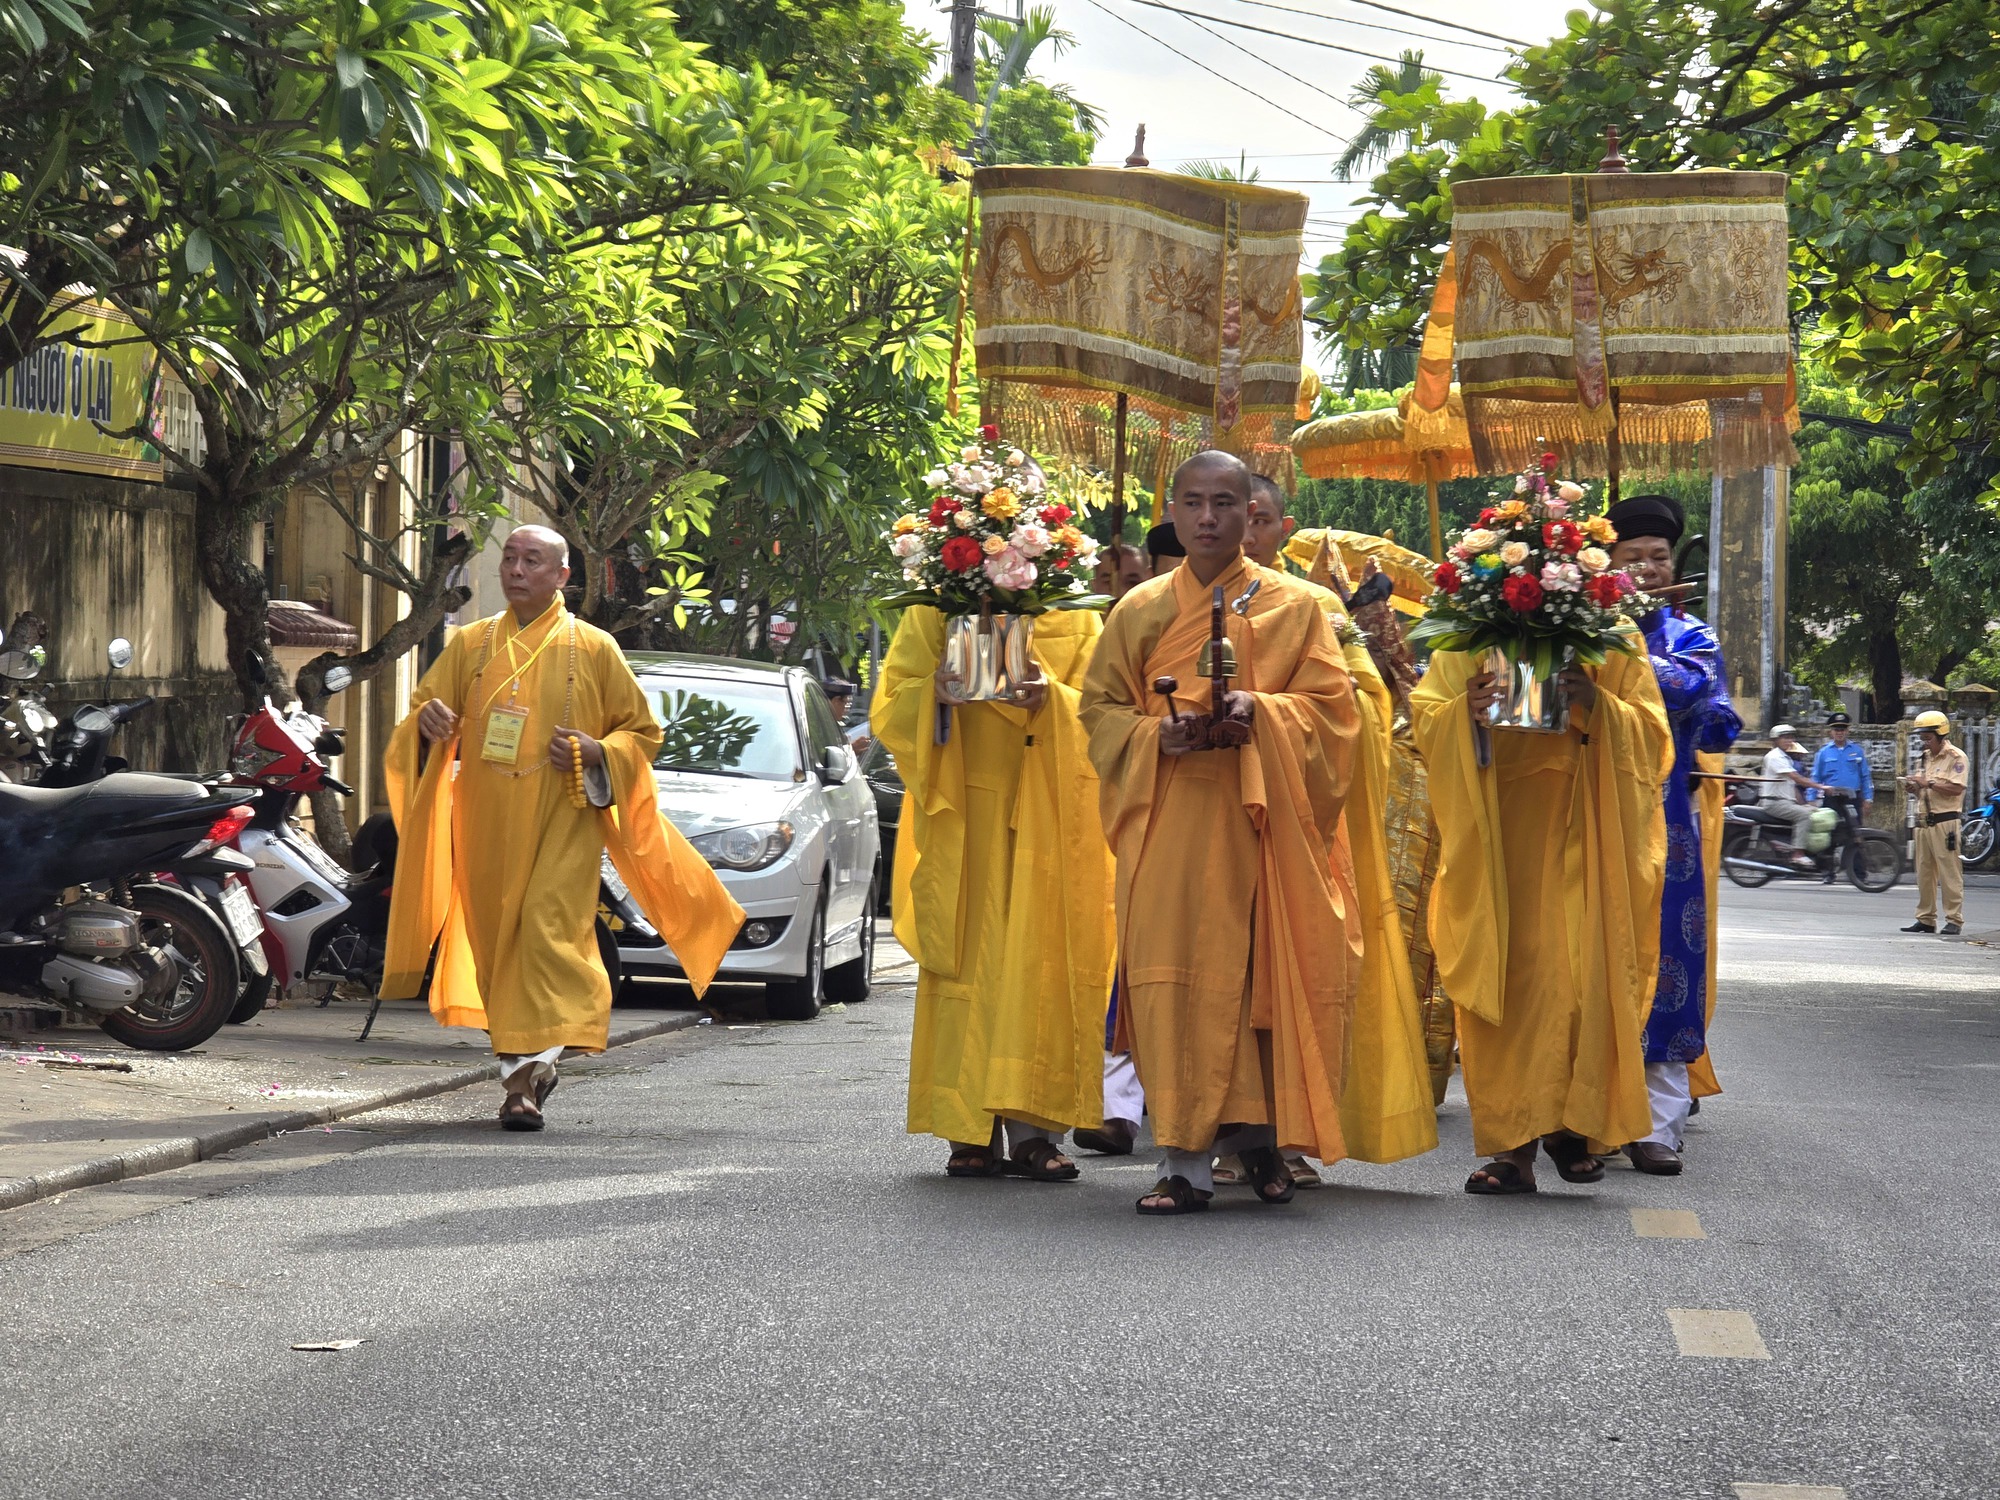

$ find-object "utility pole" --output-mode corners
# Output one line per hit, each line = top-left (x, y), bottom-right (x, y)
(949, 0), (978, 105)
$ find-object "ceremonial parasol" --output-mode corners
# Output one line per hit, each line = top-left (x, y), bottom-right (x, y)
(1412, 133), (1797, 503)
(1289, 387), (1480, 561)
(957, 149), (1310, 542)
(1282, 527), (1435, 619)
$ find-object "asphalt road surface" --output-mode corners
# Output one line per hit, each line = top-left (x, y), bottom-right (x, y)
(2, 878), (1994, 1500)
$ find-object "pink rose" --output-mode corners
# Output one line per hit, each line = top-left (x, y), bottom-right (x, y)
(983, 546), (1037, 591)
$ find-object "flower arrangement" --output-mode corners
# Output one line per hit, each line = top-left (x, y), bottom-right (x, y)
(1407, 451), (1654, 678)
(878, 425), (1105, 616)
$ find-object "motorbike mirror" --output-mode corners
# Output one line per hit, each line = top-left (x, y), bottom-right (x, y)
(245, 652), (268, 688)
(107, 637), (134, 671)
(0, 646), (45, 680)
(322, 664), (353, 696)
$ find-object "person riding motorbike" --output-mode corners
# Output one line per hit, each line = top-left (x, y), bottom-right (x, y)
(1760, 725), (1832, 868)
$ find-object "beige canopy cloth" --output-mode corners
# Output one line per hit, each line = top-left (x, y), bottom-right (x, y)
(969, 166), (1309, 487)
(1419, 170), (1797, 477)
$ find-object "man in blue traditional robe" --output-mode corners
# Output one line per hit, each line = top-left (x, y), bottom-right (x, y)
(1606, 494), (1741, 1176)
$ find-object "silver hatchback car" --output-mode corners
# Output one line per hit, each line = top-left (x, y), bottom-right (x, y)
(601, 653), (880, 1020)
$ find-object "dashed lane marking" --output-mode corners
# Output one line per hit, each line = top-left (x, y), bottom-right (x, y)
(1731, 1486), (1848, 1499)
(1631, 1207), (1705, 1238)
(1667, 1308), (1771, 1360)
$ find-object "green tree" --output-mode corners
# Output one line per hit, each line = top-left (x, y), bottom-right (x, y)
(970, 4), (1100, 165)
(1333, 50), (1444, 180)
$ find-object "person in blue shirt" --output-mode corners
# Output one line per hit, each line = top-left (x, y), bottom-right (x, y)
(1606, 494), (1742, 1177)
(1809, 711), (1873, 884)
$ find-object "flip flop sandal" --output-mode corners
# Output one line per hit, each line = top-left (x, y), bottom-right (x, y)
(1286, 1154), (1324, 1187)
(1136, 1175), (1212, 1216)
(499, 1095), (545, 1133)
(1212, 1154), (1246, 1186)
(1008, 1138), (1080, 1182)
(1465, 1160), (1536, 1195)
(1239, 1146), (1296, 1205)
(1542, 1132), (1605, 1184)
(945, 1147), (1003, 1178)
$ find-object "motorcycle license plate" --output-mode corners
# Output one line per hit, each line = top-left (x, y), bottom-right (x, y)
(221, 882), (264, 947)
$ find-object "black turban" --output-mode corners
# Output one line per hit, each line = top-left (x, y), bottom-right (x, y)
(1146, 521), (1187, 559)
(1604, 492), (1685, 544)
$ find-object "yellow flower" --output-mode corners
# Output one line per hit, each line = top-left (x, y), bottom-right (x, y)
(982, 534), (1009, 556)
(892, 515), (921, 536)
(1583, 515), (1617, 543)
(981, 487), (1020, 520)
(1495, 498), (1529, 522)
(1055, 524), (1087, 553)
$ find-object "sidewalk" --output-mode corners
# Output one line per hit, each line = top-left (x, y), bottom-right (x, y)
(0, 995), (707, 1211)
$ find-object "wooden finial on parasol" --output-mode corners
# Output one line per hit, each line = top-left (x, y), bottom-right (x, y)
(1125, 125), (1149, 169)
(1598, 126), (1629, 174)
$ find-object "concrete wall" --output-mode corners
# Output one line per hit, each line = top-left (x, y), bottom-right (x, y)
(0, 464), (234, 772)
(1708, 465), (1790, 735)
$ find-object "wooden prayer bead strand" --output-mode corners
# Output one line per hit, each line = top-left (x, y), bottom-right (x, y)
(567, 733), (588, 809)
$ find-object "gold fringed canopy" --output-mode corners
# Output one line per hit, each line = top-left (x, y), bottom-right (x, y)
(1292, 390), (1480, 484)
(1284, 528), (1435, 618)
(969, 166), (1309, 486)
(1421, 169), (1798, 476)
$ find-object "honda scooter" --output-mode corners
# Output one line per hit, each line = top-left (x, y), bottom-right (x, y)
(1959, 781), (1998, 870)
(1721, 782), (1902, 892)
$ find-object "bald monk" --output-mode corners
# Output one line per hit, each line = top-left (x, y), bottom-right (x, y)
(1244, 479), (1436, 1173)
(1410, 627), (1671, 1193)
(382, 525), (744, 1130)
(1080, 452), (1361, 1215)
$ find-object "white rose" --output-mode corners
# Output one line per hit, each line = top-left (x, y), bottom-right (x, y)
(1011, 523), (1052, 558)
(1514, 475), (1529, 494)
(1578, 547), (1610, 573)
(891, 533), (924, 560)
(953, 510), (977, 529)
(1006, 449), (1026, 467)
(923, 468), (947, 488)
(1463, 528), (1499, 553)
(1557, 481), (1585, 503)
(960, 446), (981, 464)
(1500, 541), (1530, 567)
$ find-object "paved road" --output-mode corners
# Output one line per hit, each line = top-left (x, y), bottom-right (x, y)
(1, 879), (1994, 1500)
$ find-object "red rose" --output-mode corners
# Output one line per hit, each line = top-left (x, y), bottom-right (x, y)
(1434, 561), (1462, 594)
(979, 423), (999, 442)
(1039, 504), (1072, 525)
(1501, 574), (1545, 612)
(1543, 520), (1582, 554)
(940, 536), (983, 572)
(1539, 450), (1560, 473)
(928, 496), (962, 527)
(1585, 574), (1622, 606)
(1479, 507), (1500, 526)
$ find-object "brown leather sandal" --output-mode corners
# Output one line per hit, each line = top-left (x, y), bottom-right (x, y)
(499, 1094), (544, 1132)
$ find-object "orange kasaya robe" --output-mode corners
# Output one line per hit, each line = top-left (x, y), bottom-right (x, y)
(1080, 556), (1361, 1162)
(1410, 643), (1671, 1156)
(1687, 748), (1726, 1098)
(381, 602), (744, 1055)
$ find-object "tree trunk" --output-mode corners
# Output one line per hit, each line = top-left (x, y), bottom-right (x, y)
(1866, 623), (1903, 724)
(193, 480), (285, 711)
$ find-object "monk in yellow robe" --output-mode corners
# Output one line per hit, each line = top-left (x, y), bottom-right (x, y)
(871, 606), (1113, 1181)
(1081, 452), (1360, 1215)
(1411, 642), (1671, 1193)
(381, 526), (744, 1130)
(1245, 480), (1436, 1172)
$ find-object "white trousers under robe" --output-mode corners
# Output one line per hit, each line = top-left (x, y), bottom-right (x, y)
(1643, 1061), (1692, 1151)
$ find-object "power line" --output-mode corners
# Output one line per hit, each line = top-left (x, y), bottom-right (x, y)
(1077, 0), (1353, 143)
(1333, 0), (1534, 47)
(1168, 6), (1369, 126)
(1221, 0), (1515, 54)
(1118, 0), (1508, 85)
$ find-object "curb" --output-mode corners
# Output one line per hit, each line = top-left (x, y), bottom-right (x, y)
(0, 1010), (704, 1214)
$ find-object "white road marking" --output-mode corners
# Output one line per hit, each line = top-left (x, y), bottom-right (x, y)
(1731, 1486), (1848, 1499)
(1667, 1308), (1771, 1360)
(1631, 1207), (1705, 1238)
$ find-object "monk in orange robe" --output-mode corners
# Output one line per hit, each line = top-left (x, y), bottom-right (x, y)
(1080, 453), (1361, 1215)
(382, 526), (743, 1130)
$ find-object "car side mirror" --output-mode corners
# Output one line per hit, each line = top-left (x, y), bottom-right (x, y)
(816, 745), (852, 786)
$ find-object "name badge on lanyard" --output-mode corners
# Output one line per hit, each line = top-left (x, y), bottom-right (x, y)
(482, 705), (531, 765)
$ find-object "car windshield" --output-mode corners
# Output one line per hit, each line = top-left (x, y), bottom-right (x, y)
(642, 677), (799, 780)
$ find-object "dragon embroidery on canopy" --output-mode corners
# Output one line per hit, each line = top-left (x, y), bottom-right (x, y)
(1598, 242), (1692, 317)
(983, 222), (1111, 306)
(1460, 233), (1691, 320)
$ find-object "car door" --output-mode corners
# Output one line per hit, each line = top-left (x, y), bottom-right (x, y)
(801, 679), (869, 931)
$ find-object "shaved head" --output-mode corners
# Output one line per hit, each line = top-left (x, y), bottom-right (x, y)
(500, 523), (572, 622)
(506, 524), (570, 568)
(1170, 450), (1252, 502)
(1169, 450), (1252, 581)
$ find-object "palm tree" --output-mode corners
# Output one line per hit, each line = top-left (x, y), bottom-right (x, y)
(973, 4), (1104, 154)
(1178, 156), (1263, 183)
(1334, 50), (1443, 179)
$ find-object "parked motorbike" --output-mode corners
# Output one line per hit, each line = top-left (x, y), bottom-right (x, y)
(0, 640), (255, 1049)
(1959, 782), (1998, 870)
(1721, 781), (1901, 892)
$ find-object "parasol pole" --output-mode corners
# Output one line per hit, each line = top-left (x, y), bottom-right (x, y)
(1599, 126), (1630, 506)
(1107, 126), (1148, 552)
(1422, 449), (1444, 562)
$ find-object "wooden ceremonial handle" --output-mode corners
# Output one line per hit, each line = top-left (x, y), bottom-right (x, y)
(1152, 675), (1182, 723)
(1210, 586), (1227, 723)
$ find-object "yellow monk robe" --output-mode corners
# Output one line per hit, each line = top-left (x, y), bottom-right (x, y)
(1283, 567), (1437, 1163)
(872, 606), (1113, 1144)
(381, 603), (744, 1053)
(1410, 645), (1671, 1155)
(1080, 558), (1360, 1162)
(1686, 748), (1726, 1098)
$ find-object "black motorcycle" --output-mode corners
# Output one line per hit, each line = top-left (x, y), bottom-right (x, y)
(1721, 783), (1901, 893)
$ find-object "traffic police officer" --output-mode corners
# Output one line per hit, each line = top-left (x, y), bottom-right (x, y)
(1901, 708), (1968, 936)
(1811, 712), (1874, 884)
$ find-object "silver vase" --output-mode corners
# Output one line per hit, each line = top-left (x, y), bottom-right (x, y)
(942, 611), (1035, 702)
(1480, 645), (1570, 733)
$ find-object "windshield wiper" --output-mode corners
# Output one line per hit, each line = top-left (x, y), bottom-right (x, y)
(656, 764), (761, 779)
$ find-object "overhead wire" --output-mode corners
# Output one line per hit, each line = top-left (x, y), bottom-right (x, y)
(1118, 0), (1507, 85)
(1165, 6), (1375, 125)
(1333, 0), (1533, 47)
(1076, 0), (1353, 143)
(1220, 0), (1515, 54)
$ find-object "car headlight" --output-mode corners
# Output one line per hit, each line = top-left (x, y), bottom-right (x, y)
(690, 820), (794, 872)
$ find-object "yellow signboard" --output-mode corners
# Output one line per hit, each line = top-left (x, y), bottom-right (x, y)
(0, 299), (164, 481)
